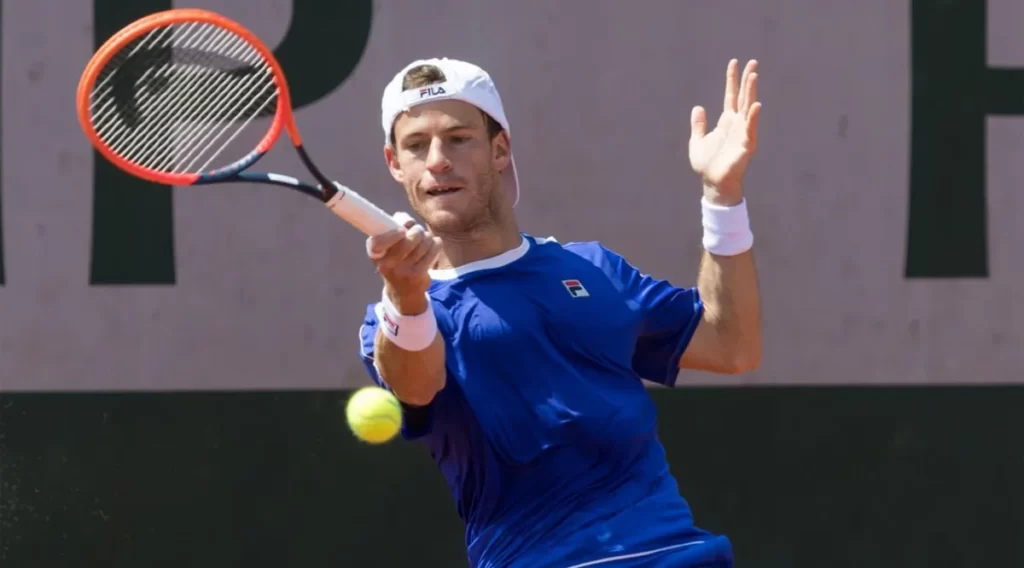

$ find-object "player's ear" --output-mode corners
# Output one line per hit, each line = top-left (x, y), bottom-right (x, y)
(384, 144), (405, 183)
(491, 131), (511, 171)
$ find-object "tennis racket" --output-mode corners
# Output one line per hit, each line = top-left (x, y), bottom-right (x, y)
(75, 8), (400, 237)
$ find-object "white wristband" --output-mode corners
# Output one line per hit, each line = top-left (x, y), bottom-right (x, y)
(701, 197), (754, 256)
(375, 289), (438, 352)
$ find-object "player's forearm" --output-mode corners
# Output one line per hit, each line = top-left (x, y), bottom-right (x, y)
(373, 289), (446, 406)
(696, 248), (762, 372)
(375, 330), (445, 406)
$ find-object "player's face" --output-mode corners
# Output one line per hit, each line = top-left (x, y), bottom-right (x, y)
(386, 100), (511, 234)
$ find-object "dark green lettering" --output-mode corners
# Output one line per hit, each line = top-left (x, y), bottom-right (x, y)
(89, 0), (175, 285)
(907, 0), (1024, 277)
(275, 0), (373, 109)
(89, 0), (373, 285)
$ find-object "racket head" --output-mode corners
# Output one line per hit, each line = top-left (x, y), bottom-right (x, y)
(75, 8), (299, 186)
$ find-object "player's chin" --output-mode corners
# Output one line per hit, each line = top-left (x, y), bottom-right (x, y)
(419, 209), (466, 232)
(418, 196), (468, 221)
(418, 203), (481, 233)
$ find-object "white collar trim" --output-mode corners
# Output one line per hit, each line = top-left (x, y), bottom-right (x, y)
(428, 236), (531, 281)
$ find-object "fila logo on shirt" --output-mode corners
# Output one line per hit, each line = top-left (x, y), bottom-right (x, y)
(562, 279), (590, 298)
(419, 86), (446, 98)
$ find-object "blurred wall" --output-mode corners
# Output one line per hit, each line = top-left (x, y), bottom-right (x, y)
(2, 0), (1021, 391)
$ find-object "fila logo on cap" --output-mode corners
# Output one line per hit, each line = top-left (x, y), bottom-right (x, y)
(419, 86), (446, 98)
(562, 279), (590, 298)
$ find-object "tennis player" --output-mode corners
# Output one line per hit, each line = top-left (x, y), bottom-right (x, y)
(358, 57), (762, 567)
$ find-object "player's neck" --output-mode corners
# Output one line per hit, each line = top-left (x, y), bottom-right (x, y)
(433, 221), (522, 270)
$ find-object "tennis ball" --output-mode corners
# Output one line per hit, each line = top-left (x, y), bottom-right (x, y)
(345, 386), (402, 444)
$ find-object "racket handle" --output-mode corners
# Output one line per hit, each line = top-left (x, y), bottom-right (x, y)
(324, 182), (402, 236)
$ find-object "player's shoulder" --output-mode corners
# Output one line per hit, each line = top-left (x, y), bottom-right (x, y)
(529, 234), (626, 268)
(529, 234), (612, 259)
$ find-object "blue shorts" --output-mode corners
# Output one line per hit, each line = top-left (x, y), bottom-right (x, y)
(562, 535), (734, 568)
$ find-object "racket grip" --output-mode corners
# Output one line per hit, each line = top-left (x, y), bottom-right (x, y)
(324, 182), (402, 236)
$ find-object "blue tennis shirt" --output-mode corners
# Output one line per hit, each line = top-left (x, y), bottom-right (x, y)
(359, 234), (733, 567)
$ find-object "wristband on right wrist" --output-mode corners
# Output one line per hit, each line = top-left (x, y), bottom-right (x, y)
(375, 289), (438, 352)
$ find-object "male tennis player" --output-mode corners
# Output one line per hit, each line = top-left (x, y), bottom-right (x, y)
(358, 57), (762, 567)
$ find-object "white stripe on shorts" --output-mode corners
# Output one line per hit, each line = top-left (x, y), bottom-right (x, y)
(563, 540), (706, 568)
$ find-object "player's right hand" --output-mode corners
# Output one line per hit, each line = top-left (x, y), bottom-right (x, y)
(366, 212), (441, 314)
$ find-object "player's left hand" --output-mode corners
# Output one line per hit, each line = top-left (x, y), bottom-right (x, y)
(689, 58), (761, 206)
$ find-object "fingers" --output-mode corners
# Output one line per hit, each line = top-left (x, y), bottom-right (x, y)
(740, 61), (760, 145)
(392, 211), (417, 230)
(747, 72), (758, 113)
(375, 225), (427, 267)
(746, 101), (762, 147)
(690, 106), (707, 142)
(366, 229), (405, 260)
(399, 224), (432, 265)
(364, 211), (437, 299)
(365, 211), (419, 260)
(409, 235), (443, 273)
(365, 210), (440, 285)
(738, 61), (758, 114)
(722, 58), (759, 115)
(723, 59), (739, 112)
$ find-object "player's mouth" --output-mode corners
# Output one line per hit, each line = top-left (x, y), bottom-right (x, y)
(424, 185), (463, 197)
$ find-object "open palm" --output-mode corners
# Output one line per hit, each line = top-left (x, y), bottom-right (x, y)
(689, 59), (761, 205)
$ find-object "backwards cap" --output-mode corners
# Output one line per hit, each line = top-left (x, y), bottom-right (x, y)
(381, 58), (520, 207)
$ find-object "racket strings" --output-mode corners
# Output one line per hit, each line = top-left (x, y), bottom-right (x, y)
(96, 23), (275, 170)
(160, 52), (275, 172)
(150, 25), (272, 172)
(97, 25), (249, 162)
(90, 23), (227, 138)
(88, 21), (279, 175)
(92, 23), (229, 137)
(120, 30), (266, 170)
(183, 74), (278, 173)
(90, 24), (181, 113)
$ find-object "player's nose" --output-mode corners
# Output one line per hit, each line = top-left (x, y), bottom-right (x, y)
(424, 138), (453, 173)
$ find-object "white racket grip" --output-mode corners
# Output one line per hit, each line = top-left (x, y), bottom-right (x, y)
(324, 182), (401, 236)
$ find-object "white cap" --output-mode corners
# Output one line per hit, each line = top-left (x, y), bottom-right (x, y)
(381, 58), (520, 207)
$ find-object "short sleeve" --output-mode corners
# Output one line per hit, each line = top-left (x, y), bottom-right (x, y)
(584, 244), (704, 387)
(358, 302), (435, 440)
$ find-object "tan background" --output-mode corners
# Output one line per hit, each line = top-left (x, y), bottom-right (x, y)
(1, 0), (1021, 391)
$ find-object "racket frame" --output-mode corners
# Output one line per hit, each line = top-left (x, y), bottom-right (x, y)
(77, 8), (347, 204)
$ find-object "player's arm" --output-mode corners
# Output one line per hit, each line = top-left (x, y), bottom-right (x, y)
(373, 291), (446, 406)
(366, 219), (446, 407)
(679, 58), (764, 374)
(679, 244), (761, 374)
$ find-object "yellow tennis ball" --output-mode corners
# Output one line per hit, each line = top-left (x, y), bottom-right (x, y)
(345, 386), (402, 444)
